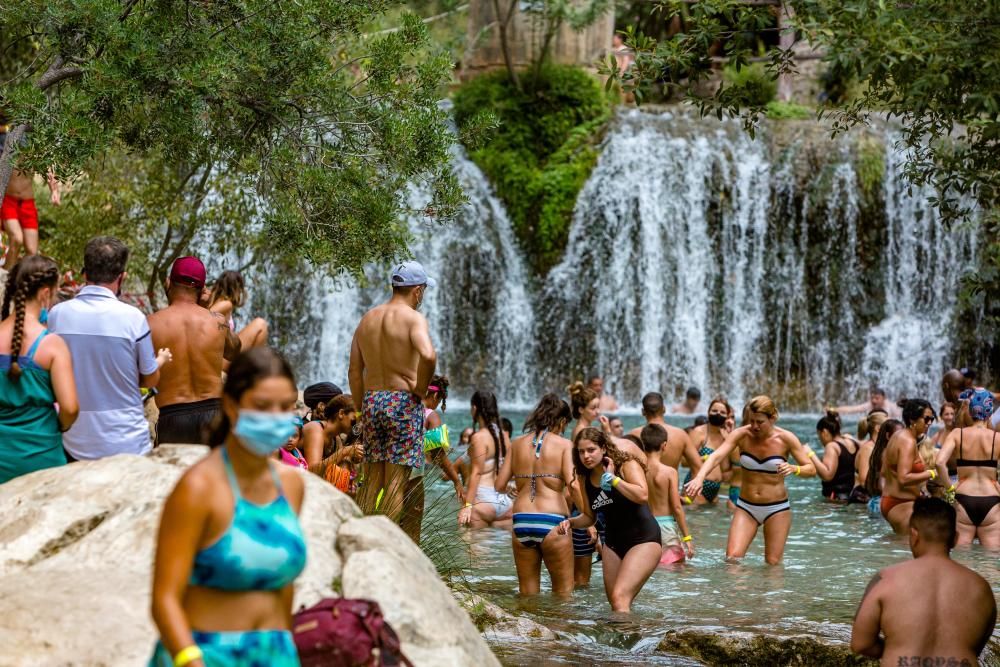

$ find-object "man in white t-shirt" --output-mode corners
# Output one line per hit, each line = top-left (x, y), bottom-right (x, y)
(48, 237), (170, 460)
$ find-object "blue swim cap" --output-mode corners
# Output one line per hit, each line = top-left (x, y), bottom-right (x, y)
(967, 388), (994, 422)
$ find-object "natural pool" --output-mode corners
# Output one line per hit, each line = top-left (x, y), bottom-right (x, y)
(424, 410), (1000, 665)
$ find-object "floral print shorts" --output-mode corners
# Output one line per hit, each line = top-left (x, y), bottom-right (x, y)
(362, 390), (424, 469)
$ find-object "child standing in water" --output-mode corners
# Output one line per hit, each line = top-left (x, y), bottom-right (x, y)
(641, 424), (695, 564)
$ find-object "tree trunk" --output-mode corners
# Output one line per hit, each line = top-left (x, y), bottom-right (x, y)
(777, 3), (795, 102)
(491, 0), (521, 90)
(0, 125), (28, 202)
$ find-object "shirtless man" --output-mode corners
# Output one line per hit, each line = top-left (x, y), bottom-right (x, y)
(851, 497), (996, 666)
(629, 392), (702, 476)
(837, 387), (900, 420)
(588, 375), (619, 412)
(349, 261), (437, 523)
(672, 386), (701, 414)
(148, 256), (239, 444)
(2, 162), (59, 265)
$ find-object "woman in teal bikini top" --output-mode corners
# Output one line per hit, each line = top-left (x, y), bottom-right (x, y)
(150, 348), (307, 667)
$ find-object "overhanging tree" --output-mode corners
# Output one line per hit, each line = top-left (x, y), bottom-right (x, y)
(1, 0), (464, 272)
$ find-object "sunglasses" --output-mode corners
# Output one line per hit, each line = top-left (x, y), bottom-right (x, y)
(922, 416), (936, 424)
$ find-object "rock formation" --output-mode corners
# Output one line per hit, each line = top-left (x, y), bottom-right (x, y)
(0, 445), (498, 667)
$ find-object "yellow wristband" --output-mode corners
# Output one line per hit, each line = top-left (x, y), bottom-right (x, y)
(174, 646), (203, 667)
(806, 449), (816, 459)
(682, 535), (692, 542)
(947, 484), (957, 493)
(683, 496), (693, 505)
(611, 476), (621, 488)
(929, 469), (937, 481)
(463, 502), (473, 508)
(795, 465), (801, 476)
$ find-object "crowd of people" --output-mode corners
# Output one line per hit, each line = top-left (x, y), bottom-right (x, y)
(2, 244), (998, 667)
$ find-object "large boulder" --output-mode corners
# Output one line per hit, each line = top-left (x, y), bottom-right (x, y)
(657, 629), (877, 667)
(0, 445), (498, 667)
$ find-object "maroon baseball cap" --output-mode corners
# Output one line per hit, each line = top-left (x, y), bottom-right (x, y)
(169, 256), (206, 289)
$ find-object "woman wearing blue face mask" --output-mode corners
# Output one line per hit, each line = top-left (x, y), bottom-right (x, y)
(150, 347), (307, 667)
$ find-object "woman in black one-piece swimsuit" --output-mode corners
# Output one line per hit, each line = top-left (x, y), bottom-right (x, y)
(560, 427), (662, 612)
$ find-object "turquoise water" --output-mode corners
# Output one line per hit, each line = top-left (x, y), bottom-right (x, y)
(426, 410), (1000, 665)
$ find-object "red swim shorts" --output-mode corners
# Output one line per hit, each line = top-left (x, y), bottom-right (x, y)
(1, 195), (38, 231)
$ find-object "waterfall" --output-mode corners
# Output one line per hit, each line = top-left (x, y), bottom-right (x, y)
(271, 108), (974, 410)
(301, 138), (538, 403)
(539, 109), (975, 408)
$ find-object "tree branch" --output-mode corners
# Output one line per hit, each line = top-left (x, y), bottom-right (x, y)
(37, 62), (83, 90)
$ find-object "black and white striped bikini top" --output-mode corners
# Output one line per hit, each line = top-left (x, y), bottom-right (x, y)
(739, 452), (785, 474)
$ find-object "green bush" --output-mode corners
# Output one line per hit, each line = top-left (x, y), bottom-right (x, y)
(722, 63), (777, 107)
(765, 100), (813, 120)
(453, 65), (610, 273)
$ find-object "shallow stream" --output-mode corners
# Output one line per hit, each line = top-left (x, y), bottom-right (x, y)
(426, 411), (1000, 665)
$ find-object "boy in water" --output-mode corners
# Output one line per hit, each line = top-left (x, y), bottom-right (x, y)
(641, 423), (695, 564)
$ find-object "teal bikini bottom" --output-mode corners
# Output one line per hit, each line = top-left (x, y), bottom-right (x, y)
(150, 629), (299, 667)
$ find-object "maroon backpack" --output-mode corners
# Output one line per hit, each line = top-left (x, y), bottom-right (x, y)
(293, 598), (414, 667)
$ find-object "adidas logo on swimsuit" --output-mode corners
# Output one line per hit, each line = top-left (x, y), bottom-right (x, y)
(592, 490), (613, 510)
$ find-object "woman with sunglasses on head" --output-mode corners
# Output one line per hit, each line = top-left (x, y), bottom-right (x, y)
(685, 396), (815, 565)
(935, 389), (1000, 546)
(880, 399), (938, 534)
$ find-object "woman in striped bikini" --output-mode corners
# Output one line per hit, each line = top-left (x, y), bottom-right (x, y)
(685, 395), (816, 564)
(494, 393), (576, 596)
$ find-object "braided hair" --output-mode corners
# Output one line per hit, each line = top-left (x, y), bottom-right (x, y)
(428, 374), (449, 412)
(471, 390), (505, 466)
(2, 256), (59, 381)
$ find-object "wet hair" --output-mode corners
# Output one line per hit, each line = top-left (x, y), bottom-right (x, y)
(640, 423), (668, 453)
(567, 381), (598, 420)
(816, 409), (841, 437)
(900, 398), (934, 427)
(707, 396), (731, 415)
(686, 386), (701, 401)
(858, 409), (888, 440)
(864, 419), (904, 496)
(303, 382), (342, 410)
(209, 270), (247, 309)
(524, 393), (572, 435)
(910, 497), (956, 545)
(747, 395), (778, 420)
(641, 392), (665, 416)
(501, 417), (513, 438)
(1, 256), (60, 381)
(472, 390), (505, 465)
(871, 387), (887, 398)
(323, 394), (355, 421)
(573, 427), (646, 477)
(692, 415), (707, 428)
(427, 374), (449, 411)
(83, 236), (129, 284)
(624, 433), (643, 449)
(207, 347), (297, 447)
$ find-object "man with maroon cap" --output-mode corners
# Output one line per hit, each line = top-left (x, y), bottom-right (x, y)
(148, 256), (240, 444)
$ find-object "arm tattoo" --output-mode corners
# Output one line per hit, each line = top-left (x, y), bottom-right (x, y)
(854, 572), (882, 620)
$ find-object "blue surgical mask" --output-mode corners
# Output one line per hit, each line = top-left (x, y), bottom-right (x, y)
(39, 308), (49, 325)
(233, 410), (299, 457)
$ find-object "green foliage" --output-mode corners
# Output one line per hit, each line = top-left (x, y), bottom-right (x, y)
(453, 65), (610, 273)
(765, 101), (813, 121)
(723, 64), (776, 108)
(1, 1), (462, 277)
(854, 136), (884, 200)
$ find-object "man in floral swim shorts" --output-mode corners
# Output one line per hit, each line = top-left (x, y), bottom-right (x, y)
(349, 261), (437, 526)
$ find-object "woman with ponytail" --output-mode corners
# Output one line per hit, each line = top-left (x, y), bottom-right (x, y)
(0, 255), (78, 483)
(458, 390), (512, 528)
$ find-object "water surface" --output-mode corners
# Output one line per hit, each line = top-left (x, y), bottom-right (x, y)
(428, 412), (1000, 665)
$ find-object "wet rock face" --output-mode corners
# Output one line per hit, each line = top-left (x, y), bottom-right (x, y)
(0, 445), (498, 667)
(657, 629), (877, 667)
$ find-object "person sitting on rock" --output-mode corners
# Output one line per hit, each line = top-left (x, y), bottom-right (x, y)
(150, 347), (306, 667)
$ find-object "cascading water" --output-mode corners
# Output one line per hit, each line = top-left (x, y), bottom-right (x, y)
(540, 109), (975, 408)
(300, 138), (538, 403)
(270, 108), (974, 410)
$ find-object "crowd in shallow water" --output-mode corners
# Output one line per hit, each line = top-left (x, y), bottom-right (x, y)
(0, 243), (997, 667)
